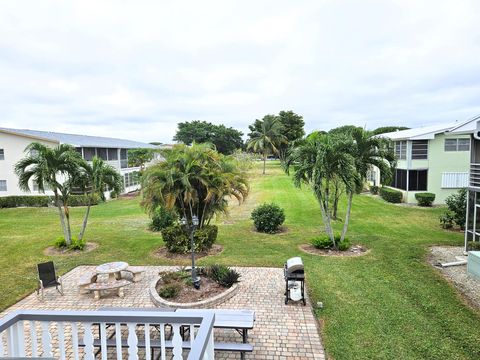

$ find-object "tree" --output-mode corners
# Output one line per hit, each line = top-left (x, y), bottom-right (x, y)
(246, 115), (287, 174)
(286, 132), (357, 248)
(173, 120), (244, 155)
(128, 148), (155, 170)
(14, 142), (83, 245)
(141, 143), (249, 229)
(371, 126), (410, 135)
(74, 156), (123, 241)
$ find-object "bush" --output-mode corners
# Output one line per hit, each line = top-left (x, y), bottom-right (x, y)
(161, 225), (218, 253)
(311, 234), (351, 251)
(467, 241), (480, 251)
(0, 196), (51, 208)
(370, 185), (379, 195)
(54, 236), (86, 251)
(158, 283), (181, 298)
(68, 194), (101, 207)
(415, 192), (436, 207)
(380, 187), (403, 203)
(251, 203), (286, 234)
(149, 207), (178, 232)
(202, 264), (241, 288)
(444, 188), (467, 229)
(439, 213), (454, 229)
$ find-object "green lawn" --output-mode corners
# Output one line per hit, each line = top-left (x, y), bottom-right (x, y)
(1, 161), (479, 359)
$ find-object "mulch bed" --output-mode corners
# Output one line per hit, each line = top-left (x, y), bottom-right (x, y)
(43, 242), (98, 256)
(156, 275), (227, 303)
(152, 244), (224, 260)
(299, 243), (369, 257)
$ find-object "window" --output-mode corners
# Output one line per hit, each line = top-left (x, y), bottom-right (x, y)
(0, 180), (6, 191)
(0, 149), (4, 160)
(108, 148), (118, 161)
(445, 138), (470, 152)
(32, 181), (50, 192)
(83, 147), (96, 161)
(411, 140), (428, 159)
(97, 148), (108, 160)
(441, 172), (469, 188)
(392, 169), (407, 190)
(395, 141), (407, 160)
(408, 170), (428, 191)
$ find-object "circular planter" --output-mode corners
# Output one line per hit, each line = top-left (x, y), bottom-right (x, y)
(149, 275), (239, 309)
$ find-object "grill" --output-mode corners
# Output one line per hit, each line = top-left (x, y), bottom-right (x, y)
(284, 256), (306, 305)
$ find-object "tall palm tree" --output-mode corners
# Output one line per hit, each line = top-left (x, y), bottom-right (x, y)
(247, 115), (287, 174)
(286, 132), (358, 248)
(141, 143), (249, 228)
(14, 142), (83, 245)
(73, 156), (123, 241)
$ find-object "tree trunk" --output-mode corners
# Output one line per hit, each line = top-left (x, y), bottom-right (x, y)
(263, 149), (266, 175)
(340, 191), (354, 242)
(315, 187), (335, 244)
(78, 201), (91, 241)
(332, 195), (339, 220)
(64, 204), (72, 246)
(54, 191), (69, 243)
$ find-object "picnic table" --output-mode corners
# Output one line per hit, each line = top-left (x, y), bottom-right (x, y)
(96, 261), (129, 281)
(86, 279), (131, 300)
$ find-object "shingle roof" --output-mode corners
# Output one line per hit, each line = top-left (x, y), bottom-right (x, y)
(379, 122), (461, 140)
(0, 127), (157, 149)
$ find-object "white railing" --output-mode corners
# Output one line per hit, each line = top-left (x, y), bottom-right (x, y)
(0, 309), (215, 360)
(471, 163), (480, 188)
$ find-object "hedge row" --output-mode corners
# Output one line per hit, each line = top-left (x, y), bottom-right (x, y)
(0, 194), (101, 208)
(379, 187), (403, 203)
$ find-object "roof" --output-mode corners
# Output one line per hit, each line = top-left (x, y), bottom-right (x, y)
(0, 127), (157, 149)
(379, 122), (462, 141)
(448, 114), (480, 134)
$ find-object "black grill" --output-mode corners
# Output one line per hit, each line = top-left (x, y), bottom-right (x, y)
(284, 257), (306, 305)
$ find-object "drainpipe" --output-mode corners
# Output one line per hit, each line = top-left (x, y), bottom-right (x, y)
(406, 140), (412, 202)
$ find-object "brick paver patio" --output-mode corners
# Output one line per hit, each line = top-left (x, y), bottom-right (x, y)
(1, 266), (325, 359)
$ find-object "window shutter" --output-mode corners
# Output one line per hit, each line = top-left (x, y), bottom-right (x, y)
(441, 172), (469, 188)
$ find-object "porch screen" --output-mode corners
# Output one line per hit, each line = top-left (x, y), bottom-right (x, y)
(408, 170), (428, 191)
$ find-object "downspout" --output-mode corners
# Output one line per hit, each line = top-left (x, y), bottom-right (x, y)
(406, 140), (412, 202)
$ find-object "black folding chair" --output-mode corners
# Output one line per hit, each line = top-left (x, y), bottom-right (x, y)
(37, 261), (64, 301)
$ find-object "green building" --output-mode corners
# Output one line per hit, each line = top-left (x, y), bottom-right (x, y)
(380, 122), (471, 204)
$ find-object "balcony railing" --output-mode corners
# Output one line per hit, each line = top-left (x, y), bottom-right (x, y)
(0, 309), (215, 359)
(471, 163), (480, 188)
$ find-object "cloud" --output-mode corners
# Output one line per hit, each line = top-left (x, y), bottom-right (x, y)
(0, 0), (480, 142)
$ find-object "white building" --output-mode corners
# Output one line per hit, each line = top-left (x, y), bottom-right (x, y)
(0, 127), (159, 197)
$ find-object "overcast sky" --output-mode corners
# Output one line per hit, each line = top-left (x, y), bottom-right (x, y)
(1, 1), (480, 143)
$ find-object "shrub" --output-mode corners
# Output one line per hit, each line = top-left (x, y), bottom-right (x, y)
(158, 283), (181, 298)
(68, 194), (101, 207)
(370, 185), (379, 195)
(311, 236), (334, 249)
(0, 196), (51, 208)
(444, 188), (467, 229)
(467, 241), (480, 251)
(415, 192), (436, 207)
(311, 234), (351, 251)
(379, 187), (403, 203)
(161, 225), (218, 253)
(54, 236), (86, 251)
(439, 213), (454, 229)
(202, 264), (241, 288)
(251, 203), (286, 233)
(149, 207), (178, 232)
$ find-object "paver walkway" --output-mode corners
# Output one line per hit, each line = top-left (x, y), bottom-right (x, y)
(1, 266), (325, 359)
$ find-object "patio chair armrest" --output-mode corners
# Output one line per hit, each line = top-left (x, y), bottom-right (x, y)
(38, 279), (44, 289)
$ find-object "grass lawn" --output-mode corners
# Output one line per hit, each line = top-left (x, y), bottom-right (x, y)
(1, 161), (479, 359)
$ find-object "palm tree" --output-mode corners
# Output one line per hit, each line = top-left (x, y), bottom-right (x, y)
(286, 132), (357, 248)
(14, 142), (83, 245)
(141, 143), (249, 228)
(247, 115), (287, 174)
(73, 156), (123, 241)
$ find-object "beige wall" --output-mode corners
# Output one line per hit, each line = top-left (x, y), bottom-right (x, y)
(0, 131), (58, 196)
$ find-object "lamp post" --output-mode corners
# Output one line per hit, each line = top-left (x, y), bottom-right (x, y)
(181, 215), (201, 289)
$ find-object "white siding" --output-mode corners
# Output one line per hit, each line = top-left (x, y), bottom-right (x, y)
(441, 172), (469, 188)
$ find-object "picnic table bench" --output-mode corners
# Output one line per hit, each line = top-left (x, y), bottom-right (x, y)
(86, 279), (131, 300)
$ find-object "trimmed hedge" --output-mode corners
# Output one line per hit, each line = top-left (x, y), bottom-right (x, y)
(0, 194), (101, 208)
(251, 202), (286, 234)
(161, 225), (218, 253)
(415, 192), (435, 207)
(370, 185), (379, 195)
(379, 187), (403, 203)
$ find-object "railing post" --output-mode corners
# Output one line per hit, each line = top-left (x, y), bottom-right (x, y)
(203, 330), (215, 360)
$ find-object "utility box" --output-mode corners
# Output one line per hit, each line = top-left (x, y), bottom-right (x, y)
(467, 251), (480, 280)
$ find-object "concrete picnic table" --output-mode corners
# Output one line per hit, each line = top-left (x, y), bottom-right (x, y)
(95, 261), (129, 281)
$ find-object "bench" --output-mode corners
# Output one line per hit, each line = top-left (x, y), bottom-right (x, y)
(78, 272), (98, 294)
(86, 279), (131, 300)
(121, 266), (145, 282)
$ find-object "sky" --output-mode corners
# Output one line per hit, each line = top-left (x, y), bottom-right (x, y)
(1, 0), (480, 143)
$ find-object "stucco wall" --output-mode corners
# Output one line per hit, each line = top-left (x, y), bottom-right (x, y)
(0, 131), (58, 196)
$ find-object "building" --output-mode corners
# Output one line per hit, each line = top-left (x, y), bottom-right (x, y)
(380, 122), (471, 204)
(0, 127), (159, 197)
